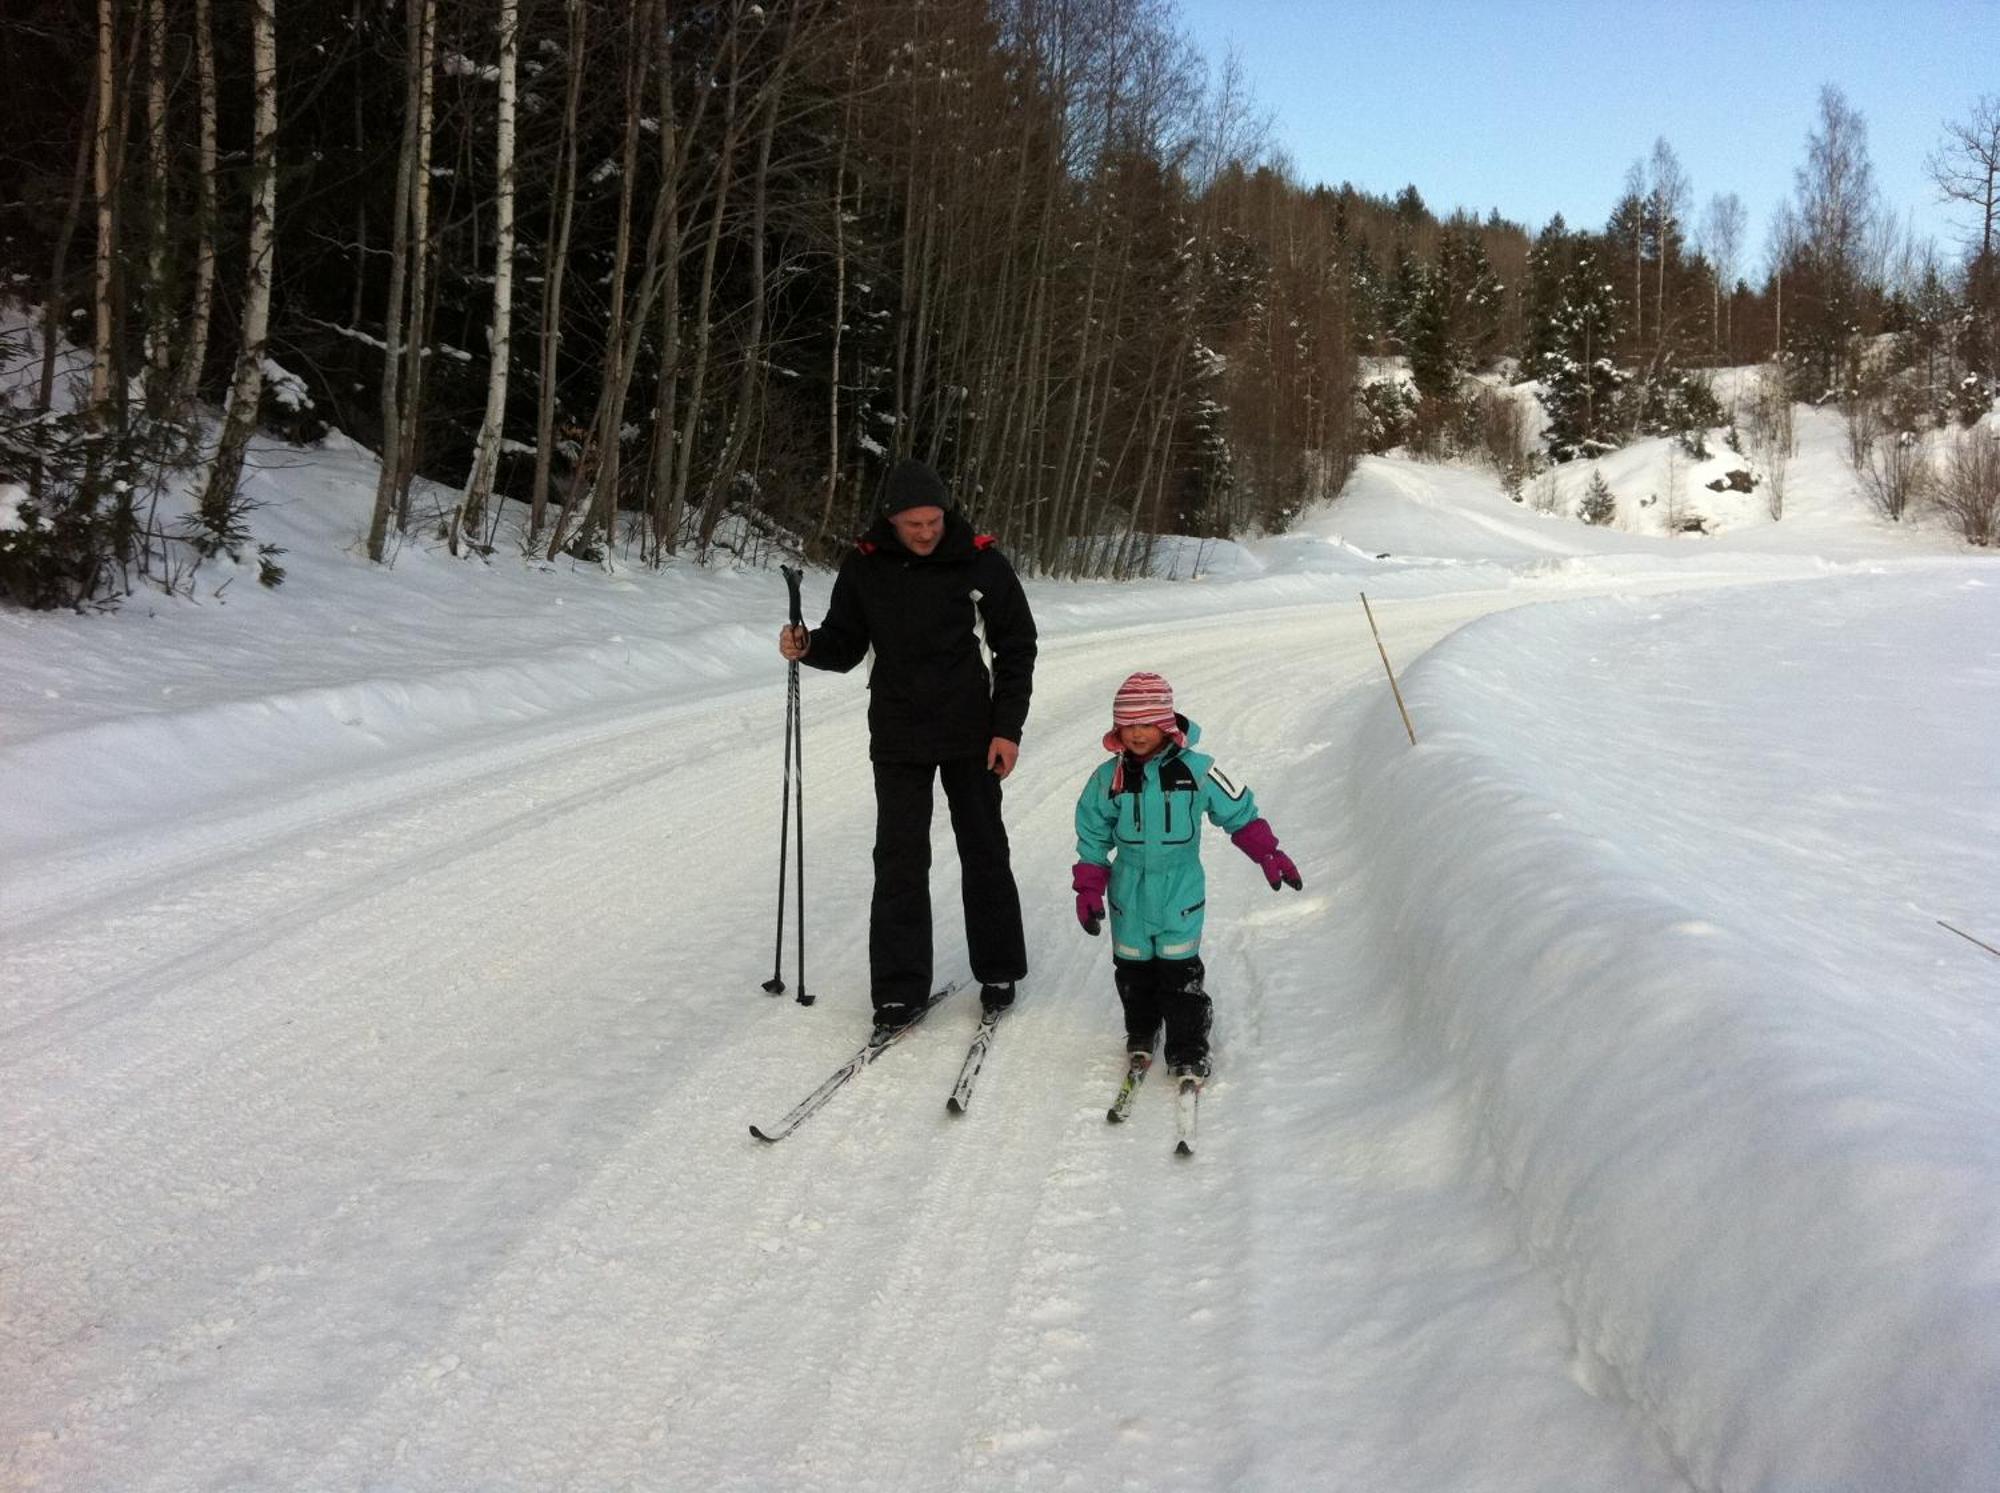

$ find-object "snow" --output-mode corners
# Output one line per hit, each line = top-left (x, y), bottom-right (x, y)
(2, 380), (1997, 1492)
(259, 357), (313, 412)
(0, 479), (31, 531)
(1350, 577), (2000, 1491)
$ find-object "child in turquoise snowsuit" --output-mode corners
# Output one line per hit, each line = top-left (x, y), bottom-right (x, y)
(1071, 672), (1303, 1078)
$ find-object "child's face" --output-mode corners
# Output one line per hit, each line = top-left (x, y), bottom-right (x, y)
(1118, 722), (1167, 756)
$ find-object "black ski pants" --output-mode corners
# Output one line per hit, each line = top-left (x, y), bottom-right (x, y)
(870, 756), (1027, 1014)
(1114, 955), (1211, 1074)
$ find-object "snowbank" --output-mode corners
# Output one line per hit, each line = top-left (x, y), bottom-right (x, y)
(1346, 575), (2000, 1491)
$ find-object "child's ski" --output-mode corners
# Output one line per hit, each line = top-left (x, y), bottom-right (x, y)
(945, 1008), (1005, 1114)
(1173, 1074), (1202, 1157)
(750, 982), (962, 1143)
(1106, 1052), (1152, 1123)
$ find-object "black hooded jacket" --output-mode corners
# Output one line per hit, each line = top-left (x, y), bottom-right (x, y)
(802, 509), (1037, 763)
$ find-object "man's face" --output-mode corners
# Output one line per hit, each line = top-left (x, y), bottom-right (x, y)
(889, 505), (946, 556)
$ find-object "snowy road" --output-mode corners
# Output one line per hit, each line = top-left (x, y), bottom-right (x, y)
(6, 582), (1691, 1492)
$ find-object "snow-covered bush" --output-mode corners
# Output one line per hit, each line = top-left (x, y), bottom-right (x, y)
(1629, 363), (1725, 449)
(1853, 426), (1931, 523)
(256, 358), (328, 446)
(0, 366), (203, 609)
(1954, 371), (1995, 428)
(1932, 427), (2000, 545)
(1473, 384), (1531, 481)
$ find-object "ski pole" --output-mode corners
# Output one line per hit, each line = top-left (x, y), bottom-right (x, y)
(763, 567), (812, 1004)
(788, 567), (809, 1006)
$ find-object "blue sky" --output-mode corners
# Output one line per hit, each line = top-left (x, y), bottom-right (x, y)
(1175, 0), (1999, 268)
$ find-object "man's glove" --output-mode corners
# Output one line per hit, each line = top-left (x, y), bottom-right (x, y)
(1230, 818), (1302, 891)
(1072, 860), (1110, 935)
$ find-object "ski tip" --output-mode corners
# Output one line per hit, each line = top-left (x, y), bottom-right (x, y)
(1175, 1140), (1194, 1157)
(1106, 1108), (1124, 1124)
(946, 1096), (967, 1115)
(750, 1125), (779, 1143)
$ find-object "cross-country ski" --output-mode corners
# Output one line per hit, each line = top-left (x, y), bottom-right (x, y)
(945, 1007), (1005, 1114)
(1106, 1051), (1152, 1123)
(748, 983), (963, 1143)
(1174, 1074), (1203, 1157)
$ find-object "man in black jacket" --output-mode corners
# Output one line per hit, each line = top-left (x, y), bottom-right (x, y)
(778, 458), (1037, 1035)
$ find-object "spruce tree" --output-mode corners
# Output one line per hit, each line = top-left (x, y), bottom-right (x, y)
(1536, 238), (1628, 461)
(1523, 215), (1573, 371)
(1579, 468), (1618, 524)
(1403, 263), (1457, 403)
(1436, 221), (1503, 371)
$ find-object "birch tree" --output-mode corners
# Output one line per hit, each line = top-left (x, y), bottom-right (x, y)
(1791, 85), (1880, 391)
(368, 0), (436, 562)
(451, 0), (522, 555)
(694, 1), (800, 555)
(141, 0), (173, 413)
(528, 0), (587, 544)
(89, 0), (119, 421)
(1929, 95), (2000, 382)
(198, 0), (279, 541)
(172, 0), (219, 418)
(1647, 138), (1689, 359)
(1700, 191), (1746, 362)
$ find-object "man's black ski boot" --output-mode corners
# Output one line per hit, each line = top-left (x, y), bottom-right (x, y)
(979, 981), (1016, 1015)
(870, 1000), (922, 1044)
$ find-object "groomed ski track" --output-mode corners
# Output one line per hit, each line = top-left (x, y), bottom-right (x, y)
(4, 584), (1708, 1492)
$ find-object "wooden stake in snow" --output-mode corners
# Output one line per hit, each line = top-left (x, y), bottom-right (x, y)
(1361, 592), (1417, 746)
(1938, 920), (2000, 961)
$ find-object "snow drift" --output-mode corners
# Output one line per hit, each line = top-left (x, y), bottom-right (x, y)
(1346, 576), (2000, 1492)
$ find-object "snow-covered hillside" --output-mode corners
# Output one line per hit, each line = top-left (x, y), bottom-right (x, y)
(3, 402), (1996, 1492)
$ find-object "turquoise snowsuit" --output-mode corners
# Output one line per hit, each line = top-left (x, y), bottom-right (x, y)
(1074, 719), (1261, 962)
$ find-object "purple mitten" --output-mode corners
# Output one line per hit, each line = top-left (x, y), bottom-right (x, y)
(1072, 860), (1110, 935)
(1230, 818), (1303, 891)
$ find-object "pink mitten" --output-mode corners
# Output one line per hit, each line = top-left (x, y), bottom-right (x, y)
(1230, 818), (1302, 891)
(1072, 860), (1110, 934)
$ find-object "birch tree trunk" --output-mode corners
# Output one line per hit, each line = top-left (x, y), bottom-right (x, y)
(647, 12), (685, 559)
(813, 116), (850, 550)
(452, 0), (521, 554)
(547, 0), (651, 560)
(37, 69), (95, 423)
(199, 0), (278, 530)
(89, 0), (118, 421)
(367, 0), (428, 562)
(172, 0), (219, 418)
(529, 0), (586, 544)
(142, 0), (172, 413)
(393, 0), (437, 533)
(663, 16), (744, 552)
(697, 2), (798, 553)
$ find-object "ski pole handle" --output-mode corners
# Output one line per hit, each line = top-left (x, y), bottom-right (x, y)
(781, 565), (804, 627)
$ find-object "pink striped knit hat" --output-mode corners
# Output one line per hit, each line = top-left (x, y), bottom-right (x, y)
(1102, 671), (1187, 754)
